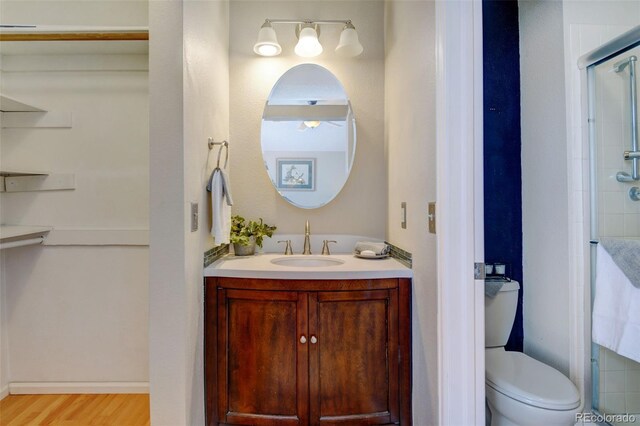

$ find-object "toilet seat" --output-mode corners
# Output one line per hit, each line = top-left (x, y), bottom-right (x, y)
(485, 349), (580, 411)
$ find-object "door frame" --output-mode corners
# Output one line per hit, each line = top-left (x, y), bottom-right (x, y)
(435, 0), (485, 424)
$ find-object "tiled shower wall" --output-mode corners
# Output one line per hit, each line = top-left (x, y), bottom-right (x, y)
(594, 43), (640, 416)
(595, 48), (640, 240)
(599, 349), (640, 416)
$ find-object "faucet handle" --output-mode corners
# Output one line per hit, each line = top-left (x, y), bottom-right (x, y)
(322, 240), (337, 255)
(278, 240), (293, 255)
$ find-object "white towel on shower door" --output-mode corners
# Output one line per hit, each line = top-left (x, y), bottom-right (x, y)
(592, 244), (640, 363)
(210, 169), (231, 246)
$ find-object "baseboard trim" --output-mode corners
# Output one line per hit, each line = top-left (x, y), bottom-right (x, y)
(9, 382), (149, 395)
(0, 385), (9, 400)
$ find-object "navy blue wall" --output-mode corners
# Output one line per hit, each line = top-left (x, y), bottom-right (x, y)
(483, 0), (523, 352)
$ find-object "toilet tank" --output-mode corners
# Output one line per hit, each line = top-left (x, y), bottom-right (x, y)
(485, 280), (520, 347)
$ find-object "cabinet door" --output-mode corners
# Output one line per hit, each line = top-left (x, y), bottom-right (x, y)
(309, 290), (399, 426)
(217, 289), (309, 426)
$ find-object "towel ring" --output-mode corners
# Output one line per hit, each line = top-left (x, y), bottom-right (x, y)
(208, 138), (229, 169)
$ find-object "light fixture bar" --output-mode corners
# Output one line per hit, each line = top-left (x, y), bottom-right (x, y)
(254, 19), (363, 58)
(265, 19), (353, 25)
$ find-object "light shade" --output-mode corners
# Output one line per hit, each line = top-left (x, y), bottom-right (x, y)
(303, 120), (321, 128)
(335, 23), (363, 57)
(295, 25), (323, 58)
(254, 21), (281, 56)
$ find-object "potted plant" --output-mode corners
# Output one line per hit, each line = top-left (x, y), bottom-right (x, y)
(230, 215), (277, 256)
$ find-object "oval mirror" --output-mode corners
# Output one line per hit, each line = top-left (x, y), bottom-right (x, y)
(261, 64), (356, 209)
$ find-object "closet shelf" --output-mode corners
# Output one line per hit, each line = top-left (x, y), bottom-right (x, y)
(0, 225), (52, 243)
(0, 94), (45, 112)
(0, 170), (49, 177)
(0, 94), (72, 128)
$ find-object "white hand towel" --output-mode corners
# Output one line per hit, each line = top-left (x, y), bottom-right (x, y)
(219, 168), (234, 206)
(593, 244), (640, 363)
(210, 169), (231, 246)
(354, 241), (390, 256)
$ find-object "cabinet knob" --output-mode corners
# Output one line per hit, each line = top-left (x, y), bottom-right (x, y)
(300, 335), (307, 344)
(310, 335), (318, 344)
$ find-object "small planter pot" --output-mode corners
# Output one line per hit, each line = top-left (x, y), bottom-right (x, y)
(233, 237), (256, 256)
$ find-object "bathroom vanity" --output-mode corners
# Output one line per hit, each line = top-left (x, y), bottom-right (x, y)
(204, 254), (413, 426)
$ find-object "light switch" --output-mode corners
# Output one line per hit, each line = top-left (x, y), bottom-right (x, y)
(190, 202), (198, 232)
(428, 202), (436, 234)
(401, 202), (407, 229)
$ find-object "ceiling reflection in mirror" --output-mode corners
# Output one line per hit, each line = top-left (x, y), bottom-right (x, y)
(261, 64), (356, 209)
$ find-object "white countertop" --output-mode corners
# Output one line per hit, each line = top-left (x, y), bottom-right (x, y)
(204, 253), (413, 280)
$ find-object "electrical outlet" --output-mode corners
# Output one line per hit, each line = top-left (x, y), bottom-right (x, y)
(190, 202), (199, 232)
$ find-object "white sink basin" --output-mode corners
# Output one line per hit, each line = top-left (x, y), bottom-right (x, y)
(270, 256), (345, 268)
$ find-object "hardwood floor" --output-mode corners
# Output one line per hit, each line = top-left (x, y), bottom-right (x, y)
(0, 394), (150, 426)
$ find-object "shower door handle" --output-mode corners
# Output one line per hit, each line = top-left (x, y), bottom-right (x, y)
(615, 55), (639, 182)
(624, 151), (640, 160)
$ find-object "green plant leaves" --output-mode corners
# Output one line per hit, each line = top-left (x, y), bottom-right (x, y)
(230, 215), (277, 248)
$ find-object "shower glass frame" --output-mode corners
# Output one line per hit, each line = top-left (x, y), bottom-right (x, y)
(586, 34), (640, 422)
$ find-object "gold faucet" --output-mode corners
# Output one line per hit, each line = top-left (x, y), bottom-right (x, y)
(277, 240), (293, 255)
(303, 220), (312, 255)
(322, 240), (337, 255)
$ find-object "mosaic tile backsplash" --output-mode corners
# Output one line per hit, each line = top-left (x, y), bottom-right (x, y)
(385, 241), (412, 269)
(204, 244), (229, 267)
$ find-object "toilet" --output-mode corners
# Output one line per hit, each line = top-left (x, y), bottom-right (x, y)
(485, 280), (580, 426)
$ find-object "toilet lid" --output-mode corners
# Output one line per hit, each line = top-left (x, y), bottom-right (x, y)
(485, 350), (580, 410)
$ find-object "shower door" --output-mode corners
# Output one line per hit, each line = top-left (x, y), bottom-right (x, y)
(589, 43), (640, 424)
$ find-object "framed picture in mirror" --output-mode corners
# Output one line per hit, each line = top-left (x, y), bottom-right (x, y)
(276, 158), (315, 190)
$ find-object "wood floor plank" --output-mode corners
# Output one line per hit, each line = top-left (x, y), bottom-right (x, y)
(0, 394), (150, 426)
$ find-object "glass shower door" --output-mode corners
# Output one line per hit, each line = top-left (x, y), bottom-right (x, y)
(590, 43), (640, 425)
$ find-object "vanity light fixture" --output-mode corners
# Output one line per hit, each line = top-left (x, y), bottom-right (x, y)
(253, 19), (363, 58)
(253, 20), (282, 56)
(335, 22), (363, 57)
(295, 23), (323, 57)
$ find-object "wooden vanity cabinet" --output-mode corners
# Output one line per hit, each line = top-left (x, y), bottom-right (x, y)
(205, 278), (412, 426)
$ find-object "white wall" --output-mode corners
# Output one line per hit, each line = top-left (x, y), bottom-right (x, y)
(384, 0), (438, 423)
(0, 0), (149, 393)
(561, 0), (640, 410)
(518, 0), (571, 376)
(0, 69), (149, 386)
(184, 1), (229, 423)
(0, 69), (149, 228)
(0, 0), (147, 27)
(148, 2), (187, 423)
(229, 0), (386, 237)
(148, 0), (229, 424)
(4, 246), (148, 382)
